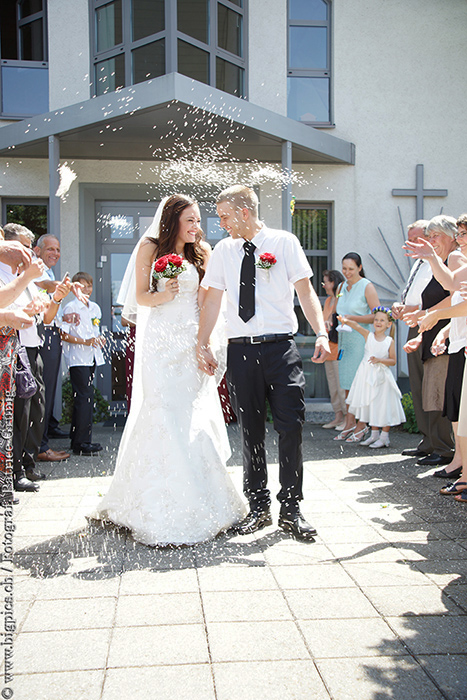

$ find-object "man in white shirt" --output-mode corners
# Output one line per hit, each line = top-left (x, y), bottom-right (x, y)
(198, 185), (329, 541)
(393, 220), (454, 464)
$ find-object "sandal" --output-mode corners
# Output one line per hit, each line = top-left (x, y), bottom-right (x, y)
(346, 426), (370, 443)
(440, 481), (467, 496)
(333, 427), (355, 441)
(454, 490), (467, 503)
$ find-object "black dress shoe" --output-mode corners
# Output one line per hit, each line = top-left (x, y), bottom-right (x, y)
(401, 447), (429, 457)
(278, 512), (317, 541)
(417, 453), (453, 467)
(73, 443), (103, 456)
(232, 508), (272, 535)
(25, 468), (46, 482)
(14, 476), (40, 492)
(49, 427), (68, 438)
(433, 466), (463, 479)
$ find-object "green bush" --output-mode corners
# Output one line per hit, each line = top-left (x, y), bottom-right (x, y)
(61, 377), (110, 425)
(401, 392), (419, 433)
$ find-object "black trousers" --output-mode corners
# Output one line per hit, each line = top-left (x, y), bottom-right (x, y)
(69, 365), (95, 449)
(39, 326), (62, 452)
(226, 339), (305, 512)
(13, 347), (46, 477)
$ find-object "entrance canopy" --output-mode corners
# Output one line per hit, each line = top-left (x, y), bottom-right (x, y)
(0, 72), (354, 165)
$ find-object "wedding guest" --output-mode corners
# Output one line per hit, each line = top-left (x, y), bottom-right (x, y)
(403, 215), (461, 468)
(0, 233), (36, 505)
(321, 269), (346, 430)
(391, 220), (433, 459)
(404, 213), (467, 477)
(334, 252), (379, 442)
(60, 272), (106, 456)
(1, 228), (71, 491)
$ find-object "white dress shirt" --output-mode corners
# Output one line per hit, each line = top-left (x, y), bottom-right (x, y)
(404, 260), (432, 307)
(202, 225), (312, 338)
(0, 261), (43, 347)
(61, 298), (105, 367)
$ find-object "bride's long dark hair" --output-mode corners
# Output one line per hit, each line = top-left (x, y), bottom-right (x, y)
(148, 194), (205, 281)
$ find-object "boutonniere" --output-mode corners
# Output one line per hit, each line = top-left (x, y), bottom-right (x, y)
(256, 253), (277, 270)
(91, 317), (100, 327)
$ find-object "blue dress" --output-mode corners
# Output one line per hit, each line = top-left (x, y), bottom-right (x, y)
(336, 277), (371, 390)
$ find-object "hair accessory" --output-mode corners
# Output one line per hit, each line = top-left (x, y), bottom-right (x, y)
(372, 306), (393, 321)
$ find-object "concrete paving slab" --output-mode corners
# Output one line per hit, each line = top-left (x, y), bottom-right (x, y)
(417, 655), (467, 700)
(22, 596), (117, 631)
(340, 561), (434, 587)
(283, 587), (380, 620)
(387, 615), (467, 655)
(14, 628), (111, 673)
(102, 665), (216, 700)
(273, 562), (357, 589)
(361, 584), (465, 617)
(12, 670), (106, 700)
(115, 592), (203, 626)
(212, 660), (329, 700)
(202, 589), (292, 622)
(197, 564), (278, 591)
(107, 624), (210, 667)
(299, 617), (409, 658)
(316, 656), (445, 700)
(207, 620), (310, 662)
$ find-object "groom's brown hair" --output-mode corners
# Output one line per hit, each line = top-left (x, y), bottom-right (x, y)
(217, 185), (258, 217)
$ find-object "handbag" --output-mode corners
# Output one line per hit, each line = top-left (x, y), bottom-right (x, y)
(15, 345), (37, 399)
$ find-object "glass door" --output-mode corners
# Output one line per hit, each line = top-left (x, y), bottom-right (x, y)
(95, 199), (222, 411)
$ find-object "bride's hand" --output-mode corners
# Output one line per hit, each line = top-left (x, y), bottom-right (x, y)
(164, 277), (179, 301)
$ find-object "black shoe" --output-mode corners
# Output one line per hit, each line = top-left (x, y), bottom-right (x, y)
(25, 468), (46, 482)
(49, 427), (68, 438)
(73, 443), (103, 456)
(401, 447), (429, 457)
(417, 453), (453, 467)
(1, 492), (19, 505)
(278, 512), (317, 541)
(232, 508), (272, 535)
(433, 466), (463, 479)
(14, 476), (40, 492)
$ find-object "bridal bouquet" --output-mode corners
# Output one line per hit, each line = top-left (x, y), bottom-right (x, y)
(152, 254), (187, 282)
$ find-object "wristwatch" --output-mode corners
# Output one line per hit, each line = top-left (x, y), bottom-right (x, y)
(316, 331), (328, 339)
(51, 294), (62, 305)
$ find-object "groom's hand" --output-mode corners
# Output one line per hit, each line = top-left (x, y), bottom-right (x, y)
(197, 343), (218, 376)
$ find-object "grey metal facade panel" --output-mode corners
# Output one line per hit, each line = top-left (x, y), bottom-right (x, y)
(0, 73), (355, 165)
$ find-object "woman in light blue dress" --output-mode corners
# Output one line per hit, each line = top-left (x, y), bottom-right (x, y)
(334, 252), (379, 442)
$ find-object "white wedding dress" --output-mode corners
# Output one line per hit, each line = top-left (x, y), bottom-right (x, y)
(92, 263), (246, 545)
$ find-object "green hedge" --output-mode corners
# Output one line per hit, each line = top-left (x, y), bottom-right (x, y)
(401, 392), (419, 434)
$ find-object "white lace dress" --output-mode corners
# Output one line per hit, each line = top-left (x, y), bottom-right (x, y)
(346, 332), (406, 427)
(92, 263), (246, 545)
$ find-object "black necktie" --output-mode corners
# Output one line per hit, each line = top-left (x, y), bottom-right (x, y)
(239, 240), (256, 322)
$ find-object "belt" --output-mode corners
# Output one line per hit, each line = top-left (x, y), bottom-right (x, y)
(228, 333), (294, 345)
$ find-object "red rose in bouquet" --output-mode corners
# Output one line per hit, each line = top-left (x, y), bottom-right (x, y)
(152, 253), (187, 284)
(256, 252), (277, 270)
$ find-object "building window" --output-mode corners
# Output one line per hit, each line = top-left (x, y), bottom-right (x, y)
(287, 0), (331, 125)
(293, 203), (331, 331)
(91, 0), (246, 99)
(0, 0), (49, 117)
(2, 199), (48, 239)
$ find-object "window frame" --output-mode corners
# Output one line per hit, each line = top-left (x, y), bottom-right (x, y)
(287, 0), (333, 127)
(90, 0), (248, 99)
(0, 0), (48, 118)
(2, 197), (49, 240)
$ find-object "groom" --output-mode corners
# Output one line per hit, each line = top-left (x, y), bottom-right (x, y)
(197, 185), (330, 541)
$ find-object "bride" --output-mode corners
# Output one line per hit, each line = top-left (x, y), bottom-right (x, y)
(93, 194), (246, 545)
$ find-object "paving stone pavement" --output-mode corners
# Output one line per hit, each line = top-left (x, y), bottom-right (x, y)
(3, 418), (467, 700)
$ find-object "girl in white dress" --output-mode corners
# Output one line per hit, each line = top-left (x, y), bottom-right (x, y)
(339, 307), (405, 448)
(92, 194), (246, 545)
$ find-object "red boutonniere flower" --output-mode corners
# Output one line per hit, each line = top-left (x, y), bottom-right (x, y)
(256, 252), (277, 270)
